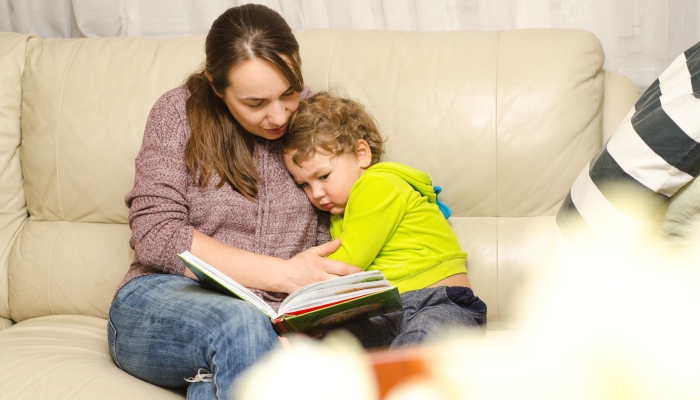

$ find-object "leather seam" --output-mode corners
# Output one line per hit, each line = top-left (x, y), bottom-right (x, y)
(5, 218), (26, 321)
(494, 30), (501, 330)
(55, 39), (86, 221)
(47, 221), (66, 316)
(327, 30), (344, 90)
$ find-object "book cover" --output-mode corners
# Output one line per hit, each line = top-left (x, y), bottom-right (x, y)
(177, 251), (403, 334)
(273, 287), (402, 333)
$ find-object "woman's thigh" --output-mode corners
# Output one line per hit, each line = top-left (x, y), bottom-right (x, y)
(108, 274), (278, 389)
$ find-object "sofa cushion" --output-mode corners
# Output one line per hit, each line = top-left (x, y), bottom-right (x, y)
(0, 315), (184, 399)
(20, 36), (205, 224)
(556, 41), (700, 244)
(9, 221), (133, 322)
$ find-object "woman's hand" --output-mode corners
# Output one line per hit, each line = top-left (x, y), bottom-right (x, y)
(282, 239), (361, 293)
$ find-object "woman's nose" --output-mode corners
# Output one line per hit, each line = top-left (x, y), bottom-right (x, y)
(266, 101), (287, 126)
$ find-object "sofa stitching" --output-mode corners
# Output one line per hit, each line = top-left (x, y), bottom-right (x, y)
(326, 30), (344, 90)
(47, 221), (66, 316)
(54, 39), (86, 221)
(591, 31), (603, 150)
(494, 30), (501, 330)
(6, 219), (26, 321)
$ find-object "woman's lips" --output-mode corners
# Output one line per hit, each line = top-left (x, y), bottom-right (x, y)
(265, 124), (287, 136)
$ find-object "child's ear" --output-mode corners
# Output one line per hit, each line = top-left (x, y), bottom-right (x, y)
(356, 139), (373, 169)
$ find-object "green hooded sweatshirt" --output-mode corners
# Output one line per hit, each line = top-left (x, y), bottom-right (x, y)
(327, 162), (467, 293)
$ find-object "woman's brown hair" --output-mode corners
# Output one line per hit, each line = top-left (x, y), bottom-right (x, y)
(185, 4), (303, 200)
(283, 92), (385, 166)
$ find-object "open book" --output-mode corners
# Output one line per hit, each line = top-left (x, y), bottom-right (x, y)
(178, 251), (403, 334)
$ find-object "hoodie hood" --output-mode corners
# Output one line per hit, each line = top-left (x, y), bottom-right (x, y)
(365, 162), (436, 203)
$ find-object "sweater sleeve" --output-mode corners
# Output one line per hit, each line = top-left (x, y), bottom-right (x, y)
(326, 175), (406, 269)
(124, 90), (194, 276)
(315, 208), (331, 246)
(301, 85), (313, 100)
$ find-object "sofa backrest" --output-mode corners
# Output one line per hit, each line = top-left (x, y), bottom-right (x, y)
(297, 29), (613, 329)
(0, 29), (638, 330)
(7, 35), (205, 322)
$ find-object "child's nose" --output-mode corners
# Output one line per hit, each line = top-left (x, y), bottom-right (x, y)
(312, 186), (324, 199)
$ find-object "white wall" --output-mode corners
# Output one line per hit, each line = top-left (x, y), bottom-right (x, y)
(1, 0), (699, 90)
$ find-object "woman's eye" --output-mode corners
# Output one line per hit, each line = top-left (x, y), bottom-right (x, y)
(281, 90), (295, 98)
(249, 102), (263, 109)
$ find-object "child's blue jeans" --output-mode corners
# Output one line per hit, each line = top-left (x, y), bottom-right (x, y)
(330, 286), (487, 349)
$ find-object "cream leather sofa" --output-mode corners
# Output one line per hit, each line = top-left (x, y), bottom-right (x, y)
(0, 29), (639, 398)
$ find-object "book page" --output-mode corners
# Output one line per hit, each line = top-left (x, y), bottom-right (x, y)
(178, 251), (277, 318)
(280, 286), (393, 315)
(282, 280), (389, 312)
(278, 270), (385, 312)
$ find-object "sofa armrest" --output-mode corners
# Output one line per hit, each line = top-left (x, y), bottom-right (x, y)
(602, 69), (640, 144)
(0, 32), (33, 324)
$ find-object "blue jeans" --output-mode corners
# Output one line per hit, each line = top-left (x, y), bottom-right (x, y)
(108, 274), (279, 400)
(330, 286), (487, 349)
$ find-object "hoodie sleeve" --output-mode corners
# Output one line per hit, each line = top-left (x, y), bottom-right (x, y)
(326, 174), (406, 269)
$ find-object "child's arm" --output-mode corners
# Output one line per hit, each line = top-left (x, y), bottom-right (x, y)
(326, 175), (406, 269)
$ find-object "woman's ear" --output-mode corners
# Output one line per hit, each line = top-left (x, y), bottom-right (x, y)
(356, 139), (373, 169)
(205, 71), (224, 98)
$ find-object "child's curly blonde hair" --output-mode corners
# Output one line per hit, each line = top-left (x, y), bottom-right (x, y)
(282, 92), (385, 166)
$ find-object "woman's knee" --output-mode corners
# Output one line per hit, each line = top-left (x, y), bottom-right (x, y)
(209, 301), (278, 349)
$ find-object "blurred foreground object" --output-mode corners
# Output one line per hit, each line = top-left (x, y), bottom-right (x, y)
(238, 235), (700, 399)
(235, 332), (379, 400)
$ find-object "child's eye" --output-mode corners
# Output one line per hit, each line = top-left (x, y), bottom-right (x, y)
(319, 174), (329, 181)
(299, 182), (309, 188)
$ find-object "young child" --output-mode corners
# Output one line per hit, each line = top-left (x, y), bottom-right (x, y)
(282, 92), (487, 349)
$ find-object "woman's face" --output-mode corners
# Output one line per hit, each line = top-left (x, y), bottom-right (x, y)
(218, 57), (301, 140)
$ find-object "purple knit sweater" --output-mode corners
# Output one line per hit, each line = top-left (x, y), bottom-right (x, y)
(115, 85), (328, 311)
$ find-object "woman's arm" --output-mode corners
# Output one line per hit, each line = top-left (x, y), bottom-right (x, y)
(188, 231), (360, 294)
(126, 89), (197, 277)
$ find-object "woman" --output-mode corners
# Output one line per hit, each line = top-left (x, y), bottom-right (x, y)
(107, 5), (359, 399)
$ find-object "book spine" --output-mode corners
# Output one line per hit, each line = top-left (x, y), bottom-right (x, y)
(271, 317), (293, 334)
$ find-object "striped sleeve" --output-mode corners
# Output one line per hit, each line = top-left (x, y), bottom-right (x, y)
(556, 40), (700, 243)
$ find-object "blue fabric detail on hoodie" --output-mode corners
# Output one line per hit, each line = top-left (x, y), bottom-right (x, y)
(433, 186), (451, 219)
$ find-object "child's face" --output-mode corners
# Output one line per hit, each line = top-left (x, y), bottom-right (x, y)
(284, 142), (371, 215)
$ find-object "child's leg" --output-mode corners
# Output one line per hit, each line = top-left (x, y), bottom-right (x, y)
(329, 287), (486, 349)
(326, 310), (402, 350)
(391, 286), (486, 348)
